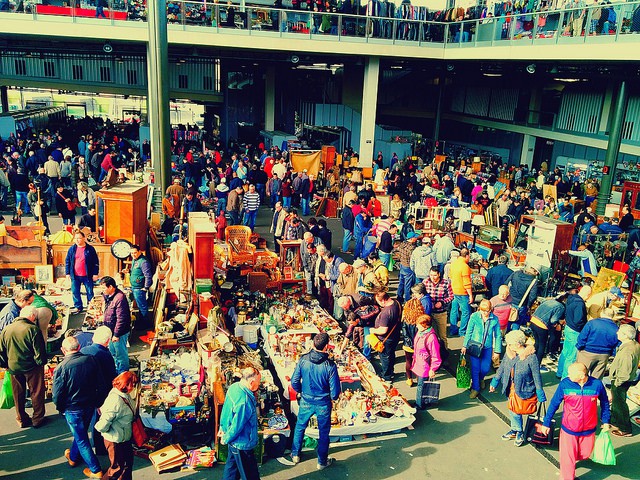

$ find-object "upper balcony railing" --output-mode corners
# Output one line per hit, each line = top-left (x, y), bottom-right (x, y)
(2, 0), (639, 48)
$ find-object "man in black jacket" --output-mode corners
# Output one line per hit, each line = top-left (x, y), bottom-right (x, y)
(53, 336), (104, 478)
(341, 200), (355, 253)
(100, 276), (131, 375)
(506, 265), (539, 329)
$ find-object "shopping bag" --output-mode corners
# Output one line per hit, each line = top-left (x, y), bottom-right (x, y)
(0, 372), (14, 410)
(525, 402), (555, 446)
(590, 430), (616, 466)
(421, 381), (441, 406)
(456, 357), (471, 389)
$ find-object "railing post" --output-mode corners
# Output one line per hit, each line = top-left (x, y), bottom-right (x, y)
(584, 7), (592, 42)
(338, 14), (342, 41)
(556, 11), (564, 44)
(615, 8), (623, 40)
(392, 17), (397, 44)
(444, 23), (449, 46)
(473, 19), (478, 46)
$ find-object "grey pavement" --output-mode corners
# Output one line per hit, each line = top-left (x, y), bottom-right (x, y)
(0, 206), (636, 479)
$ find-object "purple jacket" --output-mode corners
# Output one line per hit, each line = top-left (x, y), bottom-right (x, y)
(411, 328), (442, 378)
(102, 289), (131, 338)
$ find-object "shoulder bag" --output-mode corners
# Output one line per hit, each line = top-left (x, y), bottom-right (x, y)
(466, 318), (491, 358)
(525, 402), (555, 446)
(509, 278), (536, 323)
(367, 300), (400, 353)
(507, 367), (538, 415)
(124, 394), (148, 447)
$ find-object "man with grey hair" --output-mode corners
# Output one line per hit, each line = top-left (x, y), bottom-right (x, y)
(219, 366), (262, 480)
(270, 201), (286, 253)
(0, 304), (47, 428)
(53, 336), (104, 478)
(608, 324), (640, 437)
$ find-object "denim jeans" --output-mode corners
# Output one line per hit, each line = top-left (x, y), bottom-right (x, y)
(508, 409), (524, 432)
(379, 252), (392, 270)
(64, 408), (102, 474)
(342, 228), (353, 252)
(450, 295), (471, 334)
(469, 347), (493, 391)
(379, 337), (399, 381)
(228, 211), (240, 226)
(216, 198), (227, 216)
(96, 5), (106, 18)
(291, 398), (332, 466)
(222, 444), (260, 480)
(282, 196), (291, 209)
(557, 326), (579, 379)
(15, 191), (30, 215)
(255, 184), (265, 202)
(270, 193), (279, 209)
(109, 332), (130, 374)
(353, 235), (364, 259)
(301, 197), (310, 216)
(243, 209), (258, 230)
(415, 375), (429, 409)
(131, 288), (148, 318)
(397, 265), (415, 303)
(71, 275), (94, 310)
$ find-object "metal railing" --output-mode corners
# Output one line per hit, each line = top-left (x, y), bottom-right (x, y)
(2, 0), (639, 48)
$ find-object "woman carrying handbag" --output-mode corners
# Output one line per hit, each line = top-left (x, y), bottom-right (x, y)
(412, 315), (443, 410)
(95, 372), (139, 480)
(461, 299), (502, 399)
(490, 330), (546, 447)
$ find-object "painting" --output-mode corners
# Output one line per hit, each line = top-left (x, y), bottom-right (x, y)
(34, 265), (54, 285)
(378, 195), (391, 218)
(592, 267), (626, 296)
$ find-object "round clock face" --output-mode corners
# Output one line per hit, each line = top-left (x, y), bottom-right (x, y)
(111, 239), (133, 259)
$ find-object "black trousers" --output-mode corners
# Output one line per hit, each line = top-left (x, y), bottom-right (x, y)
(222, 445), (260, 480)
(530, 323), (549, 366)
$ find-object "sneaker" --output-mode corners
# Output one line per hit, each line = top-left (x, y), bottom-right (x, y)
(514, 432), (525, 447)
(547, 353), (559, 362)
(317, 457), (335, 470)
(291, 455), (300, 465)
(539, 366), (550, 373)
(469, 389), (479, 399)
(64, 449), (77, 467)
(501, 430), (517, 440)
(83, 468), (103, 479)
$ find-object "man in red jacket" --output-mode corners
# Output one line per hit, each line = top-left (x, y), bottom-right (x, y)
(540, 363), (610, 480)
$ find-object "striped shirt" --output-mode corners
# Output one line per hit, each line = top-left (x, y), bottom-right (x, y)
(242, 191), (261, 211)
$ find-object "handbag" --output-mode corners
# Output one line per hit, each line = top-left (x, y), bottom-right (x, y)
(525, 402), (555, 446)
(456, 357), (471, 389)
(124, 395), (148, 447)
(420, 381), (441, 406)
(0, 372), (14, 409)
(507, 368), (537, 415)
(466, 319), (492, 358)
(366, 321), (397, 354)
(590, 430), (616, 466)
(58, 191), (77, 211)
(508, 278), (536, 323)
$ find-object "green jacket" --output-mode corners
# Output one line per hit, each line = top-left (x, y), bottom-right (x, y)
(32, 295), (58, 324)
(130, 255), (152, 289)
(0, 318), (47, 374)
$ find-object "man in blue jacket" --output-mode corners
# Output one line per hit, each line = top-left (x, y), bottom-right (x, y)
(219, 367), (262, 480)
(576, 308), (619, 379)
(128, 245), (153, 327)
(341, 200), (355, 254)
(290, 333), (341, 471)
(484, 255), (513, 298)
(65, 231), (100, 314)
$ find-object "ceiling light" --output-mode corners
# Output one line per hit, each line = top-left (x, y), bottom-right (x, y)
(446, 64), (455, 72)
(526, 64), (536, 74)
(483, 73), (502, 77)
(390, 65), (403, 70)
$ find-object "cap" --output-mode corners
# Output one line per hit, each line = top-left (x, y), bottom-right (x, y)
(422, 236), (431, 244)
(221, 178), (226, 183)
(609, 286), (624, 298)
(407, 232), (420, 240)
(353, 259), (367, 268)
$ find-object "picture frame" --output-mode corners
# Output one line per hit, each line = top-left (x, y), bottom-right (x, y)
(378, 195), (391, 217)
(2, 276), (16, 286)
(34, 265), (54, 285)
(592, 267), (626, 296)
(283, 267), (293, 280)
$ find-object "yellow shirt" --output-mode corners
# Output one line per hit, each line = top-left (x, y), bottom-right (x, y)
(450, 257), (472, 295)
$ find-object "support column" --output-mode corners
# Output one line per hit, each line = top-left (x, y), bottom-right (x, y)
(596, 80), (628, 216)
(0, 86), (8, 113)
(264, 66), (276, 132)
(358, 57), (379, 169)
(520, 134), (536, 168)
(146, 0), (171, 194)
(433, 76), (444, 152)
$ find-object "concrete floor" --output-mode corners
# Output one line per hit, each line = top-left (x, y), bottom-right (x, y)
(0, 206), (636, 479)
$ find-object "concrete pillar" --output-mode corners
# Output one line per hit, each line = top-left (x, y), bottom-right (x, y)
(264, 66), (276, 132)
(520, 134), (536, 168)
(0, 86), (8, 113)
(596, 80), (628, 216)
(146, 0), (171, 194)
(358, 57), (379, 168)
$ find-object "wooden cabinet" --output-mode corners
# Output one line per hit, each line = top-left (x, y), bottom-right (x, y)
(518, 215), (573, 266)
(96, 183), (148, 250)
(188, 213), (216, 281)
(278, 240), (305, 291)
(321, 145), (336, 171)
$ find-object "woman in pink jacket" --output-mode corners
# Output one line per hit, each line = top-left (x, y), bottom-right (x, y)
(412, 314), (443, 410)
